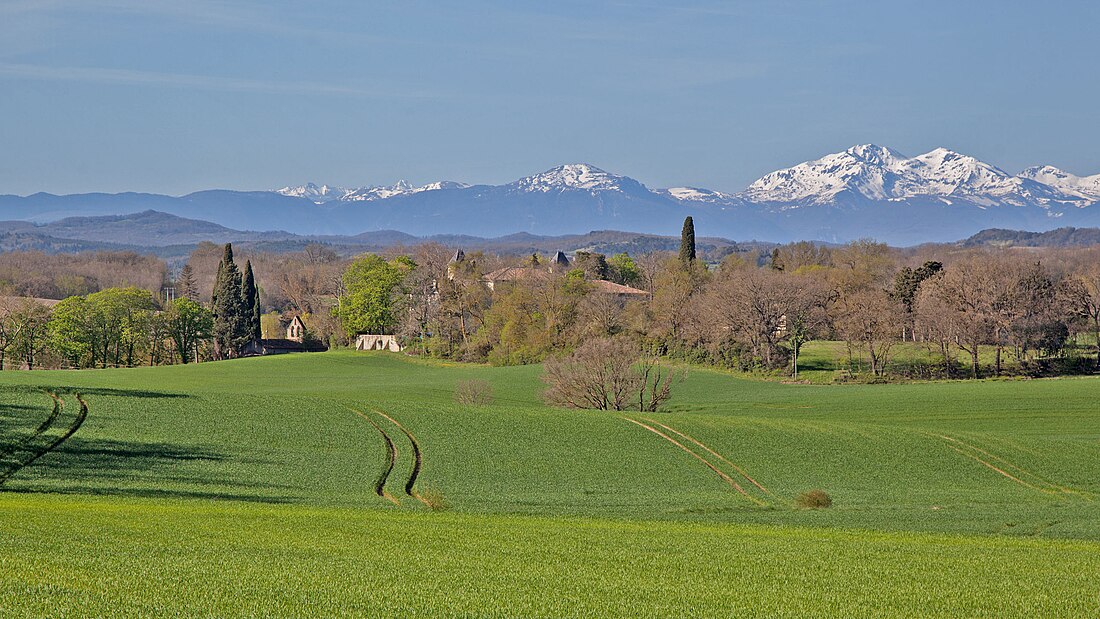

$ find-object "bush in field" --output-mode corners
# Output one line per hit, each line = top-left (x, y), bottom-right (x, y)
(454, 379), (494, 406)
(542, 337), (683, 411)
(795, 489), (833, 509)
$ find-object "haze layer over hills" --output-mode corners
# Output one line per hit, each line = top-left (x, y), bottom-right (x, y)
(4, 146), (1100, 245)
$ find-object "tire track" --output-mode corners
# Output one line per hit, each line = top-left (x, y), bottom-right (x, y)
(0, 391), (63, 468)
(0, 394), (88, 486)
(930, 433), (1086, 498)
(371, 409), (429, 506)
(352, 409), (399, 505)
(623, 416), (765, 506)
(640, 417), (774, 499)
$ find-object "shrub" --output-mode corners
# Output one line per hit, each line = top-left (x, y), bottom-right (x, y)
(542, 337), (683, 411)
(795, 489), (833, 509)
(454, 379), (494, 406)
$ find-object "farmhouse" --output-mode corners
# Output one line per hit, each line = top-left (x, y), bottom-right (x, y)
(243, 315), (327, 355)
(480, 251), (649, 298)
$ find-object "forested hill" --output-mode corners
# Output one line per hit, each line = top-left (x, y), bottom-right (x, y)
(961, 227), (1100, 248)
(0, 210), (749, 261)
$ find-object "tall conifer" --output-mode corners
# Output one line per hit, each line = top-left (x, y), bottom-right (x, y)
(178, 263), (199, 301)
(241, 260), (261, 341)
(212, 243), (248, 357)
(679, 216), (696, 264)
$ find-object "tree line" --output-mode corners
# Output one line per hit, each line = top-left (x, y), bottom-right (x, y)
(355, 222), (1100, 380)
(0, 243), (263, 369)
(2, 224), (1100, 379)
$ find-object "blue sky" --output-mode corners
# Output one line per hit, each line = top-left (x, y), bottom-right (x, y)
(2, 1), (1098, 195)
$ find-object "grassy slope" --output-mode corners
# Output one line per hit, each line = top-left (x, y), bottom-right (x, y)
(3, 494), (1099, 618)
(1, 351), (1099, 615)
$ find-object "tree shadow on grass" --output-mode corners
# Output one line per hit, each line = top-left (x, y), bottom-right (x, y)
(795, 358), (839, 372)
(0, 384), (191, 400)
(1, 436), (297, 505)
(0, 403), (49, 435)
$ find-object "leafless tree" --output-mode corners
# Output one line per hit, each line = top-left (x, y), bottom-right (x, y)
(835, 289), (903, 377)
(705, 264), (790, 369)
(1065, 262), (1100, 367)
(542, 337), (681, 411)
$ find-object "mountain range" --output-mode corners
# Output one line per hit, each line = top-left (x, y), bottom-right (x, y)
(3, 146), (1100, 245)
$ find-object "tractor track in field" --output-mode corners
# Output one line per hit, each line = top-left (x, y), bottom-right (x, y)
(930, 432), (1091, 499)
(353, 410), (399, 504)
(623, 416), (766, 506)
(640, 417), (774, 499)
(0, 394), (88, 486)
(0, 391), (63, 467)
(370, 410), (428, 506)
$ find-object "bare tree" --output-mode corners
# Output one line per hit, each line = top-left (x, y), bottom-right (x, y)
(705, 265), (789, 369)
(1064, 263), (1100, 368)
(918, 255), (1003, 378)
(542, 338), (681, 411)
(783, 275), (835, 377)
(835, 289), (903, 377)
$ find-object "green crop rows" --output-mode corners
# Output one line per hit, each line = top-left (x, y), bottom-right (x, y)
(1, 351), (1098, 616)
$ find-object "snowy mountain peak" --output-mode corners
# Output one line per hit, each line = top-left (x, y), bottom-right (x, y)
(742, 145), (1092, 208)
(1019, 165), (1100, 200)
(743, 144), (913, 205)
(657, 186), (737, 204)
(844, 144), (906, 165)
(276, 183), (351, 203)
(510, 163), (643, 193)
(278, 179), (469, 204)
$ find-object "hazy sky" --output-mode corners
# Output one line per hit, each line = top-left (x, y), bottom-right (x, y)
(2, 1), (1098, 195)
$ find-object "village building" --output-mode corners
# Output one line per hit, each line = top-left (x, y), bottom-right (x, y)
(479, 251), (650, 298)
(355, 334), (403, 352)
(243, 315), (327, 356)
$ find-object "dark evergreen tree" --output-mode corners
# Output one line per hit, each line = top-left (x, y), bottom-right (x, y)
(679, 216), (696, 264)
(178, 263), (199, 301)
(211, 243), (249, 357)
(573, 251), (611, 280)
(211, 259), (224, 309)
(241, 260), (262, 341)
(770, 248), (783, 271)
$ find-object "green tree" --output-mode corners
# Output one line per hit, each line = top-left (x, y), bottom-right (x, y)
(338, 254), (410, 337)
(892, 261), (943, 341)
(0, 302), (15, 370)
(679, 216), (696, 264)
(166, 298), (213, 364)
(607, 253), (641, 287)
(212, 243), (250, 357)
(10, 300), (52, 370)
(241, 260), (262, 341)
(47, 296), (92, 368)
(86, 287), (156, 367)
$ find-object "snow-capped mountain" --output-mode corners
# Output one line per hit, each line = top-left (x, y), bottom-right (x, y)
(1019, 165), (1100, 201)
(278, 180), (469, 204)
(741, 144), (1090, 210)
(655, 186), (739, 204)
(275, 182), (352, 203)
(506, 163), (651, 196)
(743, 144), (911, 206)
(8, 146), (1100, 245)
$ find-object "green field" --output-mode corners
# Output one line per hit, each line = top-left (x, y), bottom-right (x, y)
(2, 351), (1099, 616)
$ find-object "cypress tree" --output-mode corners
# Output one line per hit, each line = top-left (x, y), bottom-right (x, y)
(679, 216), (696, 264)
(212, 243), (248, 357)
(241, 260), (261, 341)
(212, 259), (224, 311)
